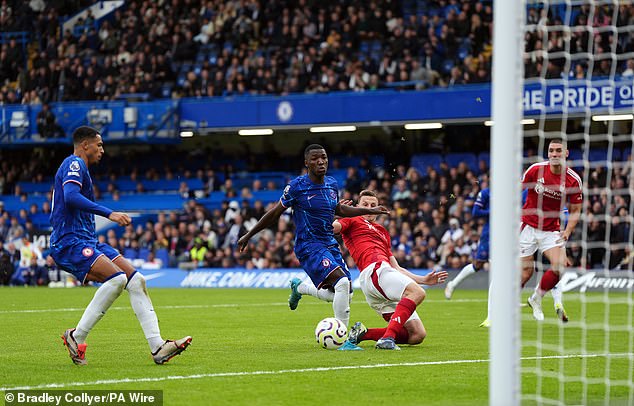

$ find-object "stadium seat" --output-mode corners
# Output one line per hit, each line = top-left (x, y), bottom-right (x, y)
(124, 248), (138, 260)
(477, 152), (490, 169)
(445, 153), (478, 171)
(155, 248), (170, 267)
(411, 153), (443, 173)
(252, 190), (283, 204)
(16, 182), (51, 194)
(138, 248), (151, 261)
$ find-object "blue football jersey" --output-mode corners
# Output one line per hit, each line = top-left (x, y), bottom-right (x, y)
(50, 155), (98, 244)
(280, 174), (339, 253)
(473, 187), (490, 240)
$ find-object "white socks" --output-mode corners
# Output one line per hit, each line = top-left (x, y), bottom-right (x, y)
(74, 273), (127, 344)
(297, 277), (351, 327)
(126, 272), (164, 353)
(550, 284), (563, 308)
(298, 280), (335, 302)
(451, 263), (476, 289)
(332, 278), (351, 327)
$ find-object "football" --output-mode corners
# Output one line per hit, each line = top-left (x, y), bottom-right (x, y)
(314, 317), (348, 349)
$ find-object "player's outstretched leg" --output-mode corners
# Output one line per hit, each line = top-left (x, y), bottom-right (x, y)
(376, 337), (401, 350)
(63, 272), (128, 364)
(527, 295), (545, 321)
(121, 267), (192, 364)
(61, 328), (88, 366)
(152, 336), (193, 364)
(550, 285), (568, 323)
(347, 322), (368, 345)
(445, 263), (476, 300)
(332, 277), (351, 327)
(288, 277), (303, 310)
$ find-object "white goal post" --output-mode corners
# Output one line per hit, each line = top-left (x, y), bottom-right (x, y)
(489, 0), (525, 405)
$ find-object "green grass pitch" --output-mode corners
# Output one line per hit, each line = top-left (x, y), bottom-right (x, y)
(0, 287), (631, 405)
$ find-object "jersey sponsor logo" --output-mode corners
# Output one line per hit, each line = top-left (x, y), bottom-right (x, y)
(82, 247), (94, 257)
(534, 179), (563, 200)
(67, 171), (80, 177)
(322, 258), (331, 268)
(70, 160), (81, 172)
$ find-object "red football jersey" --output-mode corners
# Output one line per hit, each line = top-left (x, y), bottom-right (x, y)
(521, 162), (583, 231)
(338, 216), (392, 271)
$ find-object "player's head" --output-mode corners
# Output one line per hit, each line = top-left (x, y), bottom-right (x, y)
(358, 189), (380, 222)
(304, 144), (327, 177)
(72, 126), (104, 165)
(548, 138), (568, 168)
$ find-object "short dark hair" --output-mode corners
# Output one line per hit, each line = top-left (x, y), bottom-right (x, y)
(72, 126), (100, 145)
(549, 138), (566, 147)
(304, 144), (325, 158)
(359, 190), (378, 199)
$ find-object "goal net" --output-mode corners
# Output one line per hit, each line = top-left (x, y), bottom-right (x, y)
(516, 1), (634, 405)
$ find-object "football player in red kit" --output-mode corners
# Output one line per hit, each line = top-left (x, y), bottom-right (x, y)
(522, 139), (582, 322)
(333, 190), (447, 350)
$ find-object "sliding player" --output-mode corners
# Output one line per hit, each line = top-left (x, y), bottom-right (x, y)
(333, 190), (447, 350)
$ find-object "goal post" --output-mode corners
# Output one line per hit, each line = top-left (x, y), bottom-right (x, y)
(490, 0), (525, 405)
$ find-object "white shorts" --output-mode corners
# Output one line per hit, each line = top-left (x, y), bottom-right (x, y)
(519, 223), (564, 257)
(358, 261), (420, 322)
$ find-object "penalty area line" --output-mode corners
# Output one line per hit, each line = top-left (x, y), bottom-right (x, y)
(1, 352), (632, 391)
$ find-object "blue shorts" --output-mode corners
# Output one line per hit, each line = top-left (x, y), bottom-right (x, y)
(50, 238), (121, 283)
(296, 243), (350, 289)
(474, 237), (489, 262)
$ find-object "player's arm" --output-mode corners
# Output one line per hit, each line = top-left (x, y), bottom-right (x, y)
(472, 202), (489, 219)
(561, 203), (581, 242)
(335, 202), (388, 218)
(237, 201), (286, 252)
(63, 182), (130, 226)
(388, 256), (448, 285)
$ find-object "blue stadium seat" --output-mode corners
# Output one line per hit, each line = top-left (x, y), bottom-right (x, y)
(369, 155), (385, 168)
(138, 248), (150, 261)
(155, 248), (170, 267)
(444, 153), (477, 171)
(477, 152), (490, 170)
(30, 213), (50, 229)
(16, 182), (52, 194)
(411, 153), (443, 173)
(124, 248), (138, 260)
(142, 179), (181, 192)
(252, 190), (283, 203)
(328, 169), (348, 186)
(589, 148), (620, 162)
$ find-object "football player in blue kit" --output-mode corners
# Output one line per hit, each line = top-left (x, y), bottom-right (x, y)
(237, 144), (388, 328)
(444, 186), (490, 302)
(51, 126), (191, 365)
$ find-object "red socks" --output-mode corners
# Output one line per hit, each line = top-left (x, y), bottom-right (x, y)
(383, 297), (417, 340)
(364, 328), (386, 342)
(364, 325), (410, 344)
(539, 269), (560, 292)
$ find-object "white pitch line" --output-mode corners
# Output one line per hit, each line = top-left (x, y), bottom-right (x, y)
(1, 352), (631, 391)
(0, 299), (488, 315)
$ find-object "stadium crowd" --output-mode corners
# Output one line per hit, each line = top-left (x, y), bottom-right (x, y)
(3, 0), (634, 105)
(0, 144), (632, 285)
(0, 0), (485, 104)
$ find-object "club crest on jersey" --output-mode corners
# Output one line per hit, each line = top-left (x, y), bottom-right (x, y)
(322, 258), (331, 268)
(70, 160), (81, 172)
(329, 190), (337, 200)
(82, 247), (94, 257)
